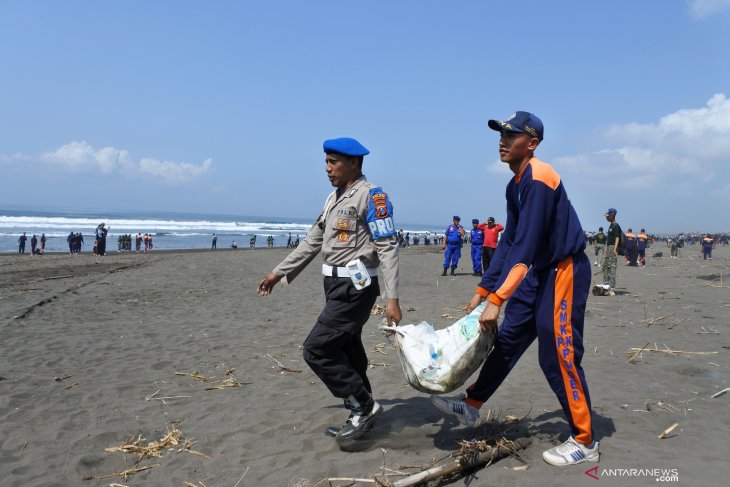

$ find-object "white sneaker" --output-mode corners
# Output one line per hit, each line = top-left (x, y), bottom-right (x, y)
(542, 436), (599, 466)
(430, 394), (480, 427)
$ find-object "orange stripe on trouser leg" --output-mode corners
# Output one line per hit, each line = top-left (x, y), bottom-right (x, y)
(465, 383), (485, 408)
(554, 256), (592, 445)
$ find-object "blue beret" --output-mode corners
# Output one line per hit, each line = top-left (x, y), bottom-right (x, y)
(323, 137), (370, 156)
(453, 215), (461, 221)
(472, 218), (479, 224)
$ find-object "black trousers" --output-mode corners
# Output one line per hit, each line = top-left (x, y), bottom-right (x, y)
(303, 276), (380, 404)
(481, 247), (496, 274)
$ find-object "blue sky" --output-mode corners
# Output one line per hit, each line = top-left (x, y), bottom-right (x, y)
(1, 0), (729, 233)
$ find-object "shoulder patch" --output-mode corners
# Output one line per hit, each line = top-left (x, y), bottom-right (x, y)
(529, 159), (561, 190)
(366, 187), (396, 239)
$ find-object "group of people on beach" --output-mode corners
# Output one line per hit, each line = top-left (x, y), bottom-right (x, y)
(257, 111), (605, 467)
(17, 232), (46, 255)
(116, 233), (154, 253)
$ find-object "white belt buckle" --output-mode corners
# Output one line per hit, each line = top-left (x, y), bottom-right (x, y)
(345, 258), (371, 290)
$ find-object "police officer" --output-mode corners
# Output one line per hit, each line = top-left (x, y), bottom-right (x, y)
(470, 218), (485, 276)
(257, 137), (401, 446)
(442, 216), (465, 276)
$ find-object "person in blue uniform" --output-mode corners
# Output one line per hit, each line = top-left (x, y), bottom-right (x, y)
(624, 229), (638, 266)
(431, 111), (599, 467)
(441, 216), (465, 276)
(470, 218), (485, 276)
(702, 233), (714, 260)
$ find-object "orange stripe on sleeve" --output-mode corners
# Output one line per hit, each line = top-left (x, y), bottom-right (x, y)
(530, 158), (560, 190)
(493, 263), (528, 305)
(553, 256), (592, 445)
(475, 286), (489, 298)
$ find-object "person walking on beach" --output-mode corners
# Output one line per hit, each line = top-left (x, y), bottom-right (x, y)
(702, 233), (714, 260)
(211, 233), (217, 250)
(257, 137), (401, 446)
(442, 216), (465, 276)
(594, 227), (606, 266)
(95, 223), (109, 256)
(18, 232), (27, 254)
(637, 229), (649, 266)
(30, 234), (38, 255)
(40, 233), (47, 254)
(469, 219), (485, 276)
(600, 209), (621, 295)
(624, 228), (637, 266)
(430, 111), (600, 467)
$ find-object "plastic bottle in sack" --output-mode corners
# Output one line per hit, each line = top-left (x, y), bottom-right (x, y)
(421, 344), (442, 380)
(460, 314), (480, 342)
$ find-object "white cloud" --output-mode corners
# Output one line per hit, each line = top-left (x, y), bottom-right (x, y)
(4, 140), (212, 184)
(554, 93), (730, 189)
(687, 0), (730, 18)
(139, 157), (213, 183)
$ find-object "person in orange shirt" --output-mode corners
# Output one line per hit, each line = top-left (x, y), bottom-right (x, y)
(477, 217), (504, 274)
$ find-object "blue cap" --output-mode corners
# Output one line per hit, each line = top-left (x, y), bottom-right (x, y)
(323, 137), (370, 156)
(471, 218), (479, 224)
(605, 208), (617, 215)
(488, 111), (544, 141)
(453, 215), (461, 221)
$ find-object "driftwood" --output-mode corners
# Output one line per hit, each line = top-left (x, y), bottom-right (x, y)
(391, 438), (531, 487)
(658, 423), (679, 439)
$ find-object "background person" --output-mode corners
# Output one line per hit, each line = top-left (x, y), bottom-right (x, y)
(442, 216), (465, 276)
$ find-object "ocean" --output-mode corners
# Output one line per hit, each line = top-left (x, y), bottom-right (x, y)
(1, 208), (441, 253)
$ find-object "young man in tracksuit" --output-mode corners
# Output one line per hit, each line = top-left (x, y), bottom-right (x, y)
(431, 111), (599, 466)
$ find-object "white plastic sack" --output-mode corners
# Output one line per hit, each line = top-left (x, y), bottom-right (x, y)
(386, 303), (496, 394)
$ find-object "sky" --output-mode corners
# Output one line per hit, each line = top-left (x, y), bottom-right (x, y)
(1, 0), (729, 233)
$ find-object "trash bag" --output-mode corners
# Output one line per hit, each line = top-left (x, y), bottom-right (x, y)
(384, 304), (496, 394)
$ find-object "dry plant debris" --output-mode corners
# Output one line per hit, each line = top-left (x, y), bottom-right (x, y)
(83, 464), (160, 481)
(372, 343), (390, 355)
(174, 371), (208, 382)
(103, 428), (208, 460)
(264, 353), (302, 373)
(627, 345), (718, 360)
(371, 304), (386, 315)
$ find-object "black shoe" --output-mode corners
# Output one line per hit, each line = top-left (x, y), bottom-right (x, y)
(450, 268), (456, 276)
(441, 269), (447, 276)
(335, 399), (382, 443)
(325, 397), (357, 437)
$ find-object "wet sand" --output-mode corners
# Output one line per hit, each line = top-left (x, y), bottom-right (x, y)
(0, 245), (728, 486)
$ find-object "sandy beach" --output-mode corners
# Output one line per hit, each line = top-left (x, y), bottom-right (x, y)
(1, 245), (728, 486)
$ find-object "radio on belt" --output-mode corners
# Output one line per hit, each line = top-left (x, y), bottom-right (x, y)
(346, 258), (371, 290)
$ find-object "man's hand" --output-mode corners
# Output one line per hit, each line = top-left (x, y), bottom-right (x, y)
(385, 298), (402, 326)
(479, 301), (500, 333)
(257, 272), (282, 296)
(465, 293), (484, 314)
